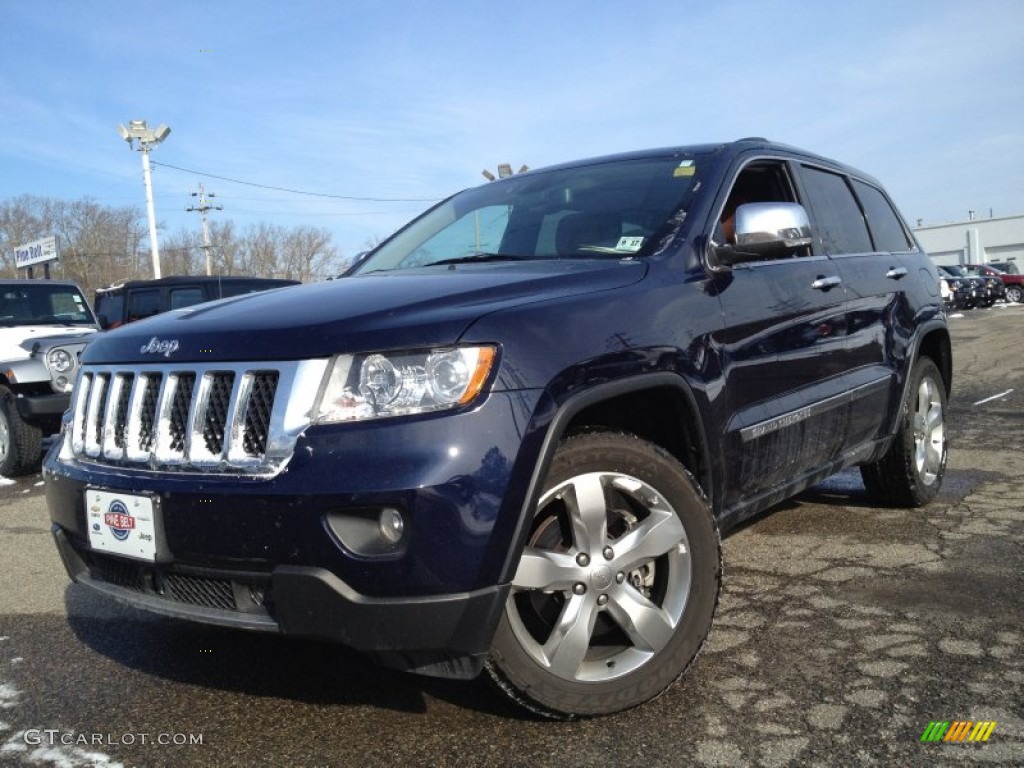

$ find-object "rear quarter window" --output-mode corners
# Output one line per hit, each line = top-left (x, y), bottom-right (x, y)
(170, 287), (206, 309)
(851, 179), (914, 252)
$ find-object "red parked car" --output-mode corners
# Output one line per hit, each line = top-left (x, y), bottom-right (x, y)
(975, 264), (1024, 304)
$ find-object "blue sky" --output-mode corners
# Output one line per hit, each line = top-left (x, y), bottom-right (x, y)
(2, 0), (1022, 257)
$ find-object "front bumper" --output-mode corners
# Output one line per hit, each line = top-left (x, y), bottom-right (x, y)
(14, 391), (70, 430)
(52, 525), (507, 677)
(45, 390), (543, 677)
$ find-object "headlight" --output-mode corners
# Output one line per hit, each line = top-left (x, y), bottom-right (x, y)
(313, 345), (497, 423)
(47, 348), (76, 374)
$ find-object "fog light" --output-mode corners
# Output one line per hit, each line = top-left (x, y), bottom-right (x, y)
(379, 508), (404, 544)
(55, 375), (70, 392)
(325, 508), (407, 557)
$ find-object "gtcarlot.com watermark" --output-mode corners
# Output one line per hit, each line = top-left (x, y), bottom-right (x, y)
(23, 729), (203, 747)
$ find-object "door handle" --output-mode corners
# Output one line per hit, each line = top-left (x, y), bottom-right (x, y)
(886, 267), (909, 279)
(811, 275), (842, 291)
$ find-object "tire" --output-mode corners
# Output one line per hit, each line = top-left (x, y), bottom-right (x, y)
(486, 432), (721, 718)
(860, 358), (947, 507)
(0, 386), (43, 477)
(1006, 284), (1023, 304)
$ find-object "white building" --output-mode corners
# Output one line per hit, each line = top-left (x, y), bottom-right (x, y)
(913, 213), (1024, 269)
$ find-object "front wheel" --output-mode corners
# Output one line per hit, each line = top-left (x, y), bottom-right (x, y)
(860, 358), (948, 507)
(486, 432), (721, 718)
(1005, 284), (1023, 304)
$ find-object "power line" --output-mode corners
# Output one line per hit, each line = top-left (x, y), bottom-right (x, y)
(151, 161), (439, 203)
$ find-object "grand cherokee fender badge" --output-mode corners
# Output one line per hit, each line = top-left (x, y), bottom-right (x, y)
(140, 337), (180, 357)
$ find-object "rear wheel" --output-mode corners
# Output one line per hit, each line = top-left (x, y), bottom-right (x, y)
(1005, 284), (1023, 303)
(861, 358), (947, 507)
(0, 386), (43, 477)
(487, 432), (720, 718)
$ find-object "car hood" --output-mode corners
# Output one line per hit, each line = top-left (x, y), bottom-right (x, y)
(0, 326), (98, 362)
(82, 260), (647, 363)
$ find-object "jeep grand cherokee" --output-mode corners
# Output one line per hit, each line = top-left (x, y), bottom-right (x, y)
(45, 139), (950, 717)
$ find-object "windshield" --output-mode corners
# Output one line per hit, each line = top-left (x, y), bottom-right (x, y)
(0, 283), (96, 327)
(353, 153), (707, 273)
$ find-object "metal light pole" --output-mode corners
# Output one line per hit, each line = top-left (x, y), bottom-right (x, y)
(117, 120), (171, 279)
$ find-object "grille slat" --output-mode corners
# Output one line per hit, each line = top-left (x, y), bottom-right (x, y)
(167, 373), (196, 454)
(113, 374), (134, 450)
(138, 375), (161, 453)
(202, 372), (234, 454)
(243, 372), (278, 456)
(68, 361), (309, 474)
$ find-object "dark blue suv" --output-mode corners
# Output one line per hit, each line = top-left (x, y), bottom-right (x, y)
(45, 139), (951, 717)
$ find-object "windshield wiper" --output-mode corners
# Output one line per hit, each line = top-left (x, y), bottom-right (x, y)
(430, 253), (532, 267)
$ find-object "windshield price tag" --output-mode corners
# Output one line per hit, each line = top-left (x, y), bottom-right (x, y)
(616, 236), (644, 253)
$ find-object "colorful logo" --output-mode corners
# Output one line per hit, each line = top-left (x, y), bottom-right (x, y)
(921, 721), (997, 743)
(104, 500), (136, 541)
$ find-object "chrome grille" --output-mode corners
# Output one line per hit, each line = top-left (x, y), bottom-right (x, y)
(69, 360), (325, 475)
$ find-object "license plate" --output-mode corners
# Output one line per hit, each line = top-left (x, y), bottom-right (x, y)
(86, 490), (158, 562)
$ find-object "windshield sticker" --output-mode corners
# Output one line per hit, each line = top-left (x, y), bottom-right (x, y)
(673, 160), (695, 177)
(615, 236), (644, 253)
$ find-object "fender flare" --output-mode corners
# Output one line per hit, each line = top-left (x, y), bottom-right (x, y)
(496, 371), (712, 584)
(888, 317), (952, 440)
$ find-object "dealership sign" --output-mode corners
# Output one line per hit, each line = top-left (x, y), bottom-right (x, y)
(14, 236), (58, 268)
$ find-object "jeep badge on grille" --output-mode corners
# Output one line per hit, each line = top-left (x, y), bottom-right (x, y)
(140, 337), (180, 357)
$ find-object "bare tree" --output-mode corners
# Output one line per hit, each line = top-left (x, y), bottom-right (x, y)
(242, 222), (280, 277)
(1, 195), (347, 297)
(279, 225), (338, 281)
(0, 195), (147, 296)
(161, 227), (204, 275)
(0, 196), (44, 274)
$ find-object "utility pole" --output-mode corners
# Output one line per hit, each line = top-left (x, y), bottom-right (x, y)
(187, 183), (223, 275)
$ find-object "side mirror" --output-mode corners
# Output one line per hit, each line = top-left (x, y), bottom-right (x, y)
(712, 202), (813, 268)
(97, 314), (111, 330)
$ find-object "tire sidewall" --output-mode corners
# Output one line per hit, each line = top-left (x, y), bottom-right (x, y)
(0, 387), (42, 477)
(0, 397), (12, 475)
(899, 358), (948, 505)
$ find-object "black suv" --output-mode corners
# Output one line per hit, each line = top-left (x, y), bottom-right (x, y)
(93, 275), (300, 329)
(45, 139), (950, 718)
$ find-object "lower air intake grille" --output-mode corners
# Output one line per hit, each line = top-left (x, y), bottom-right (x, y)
(87, 553), (269, 615)
(162, 572), (236, 610)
